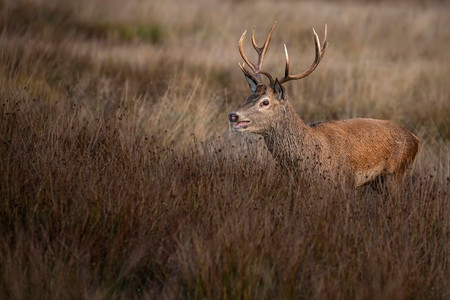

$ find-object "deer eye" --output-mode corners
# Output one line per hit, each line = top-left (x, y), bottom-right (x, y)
(261, 100), (270, 106)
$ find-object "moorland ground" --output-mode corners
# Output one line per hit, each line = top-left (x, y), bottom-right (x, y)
(1, 0), (449, 298)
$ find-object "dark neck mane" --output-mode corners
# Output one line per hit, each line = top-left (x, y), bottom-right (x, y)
(261, 103), (326, 173)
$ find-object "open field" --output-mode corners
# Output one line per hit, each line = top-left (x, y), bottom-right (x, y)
(1, 0), (449, 298)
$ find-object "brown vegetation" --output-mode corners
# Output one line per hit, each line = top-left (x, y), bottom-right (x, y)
(0, 0), (449, 299)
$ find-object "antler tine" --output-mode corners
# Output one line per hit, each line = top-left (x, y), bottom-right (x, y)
(238, 22), (277, 83)
(279, 24), (328, 84)
(238, 62), (260, 84)
(251, 22), (276, 70)
(238, 30), (256, 74)
(284, 44), (290, 78)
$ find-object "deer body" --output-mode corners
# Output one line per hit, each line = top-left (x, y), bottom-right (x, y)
(262, 102), (419, 187)
(229, 23), (420, 188)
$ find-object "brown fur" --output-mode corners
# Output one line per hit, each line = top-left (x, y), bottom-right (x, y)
(230, 85), (420, 188)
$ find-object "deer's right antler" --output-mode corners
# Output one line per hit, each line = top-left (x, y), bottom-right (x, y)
(279, 24), (328, 84)
(238, 22), (277, 85)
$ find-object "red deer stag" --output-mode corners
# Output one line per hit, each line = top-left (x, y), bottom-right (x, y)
(228, 23), (420, 188)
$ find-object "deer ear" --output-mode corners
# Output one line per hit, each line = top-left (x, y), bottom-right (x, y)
(244, 74), (258, 93)
(273, 78), (284, 100)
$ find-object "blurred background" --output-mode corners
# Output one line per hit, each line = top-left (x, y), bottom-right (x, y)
(1, 0), (449, 141)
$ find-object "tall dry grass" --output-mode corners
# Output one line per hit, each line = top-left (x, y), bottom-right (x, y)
(1, 0), (449, 299)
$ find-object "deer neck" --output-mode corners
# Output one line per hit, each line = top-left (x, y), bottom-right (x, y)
(262, 103), (322, 169)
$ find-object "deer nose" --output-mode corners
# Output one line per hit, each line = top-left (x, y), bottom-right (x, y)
(228, 112), (238, 122)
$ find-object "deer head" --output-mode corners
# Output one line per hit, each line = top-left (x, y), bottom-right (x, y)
(228, 22), (328, 133)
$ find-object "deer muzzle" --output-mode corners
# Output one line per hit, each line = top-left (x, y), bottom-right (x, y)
(228, 112), (251, 131)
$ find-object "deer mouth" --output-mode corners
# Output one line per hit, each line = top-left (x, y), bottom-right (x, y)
(233, 121), (251, 131)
